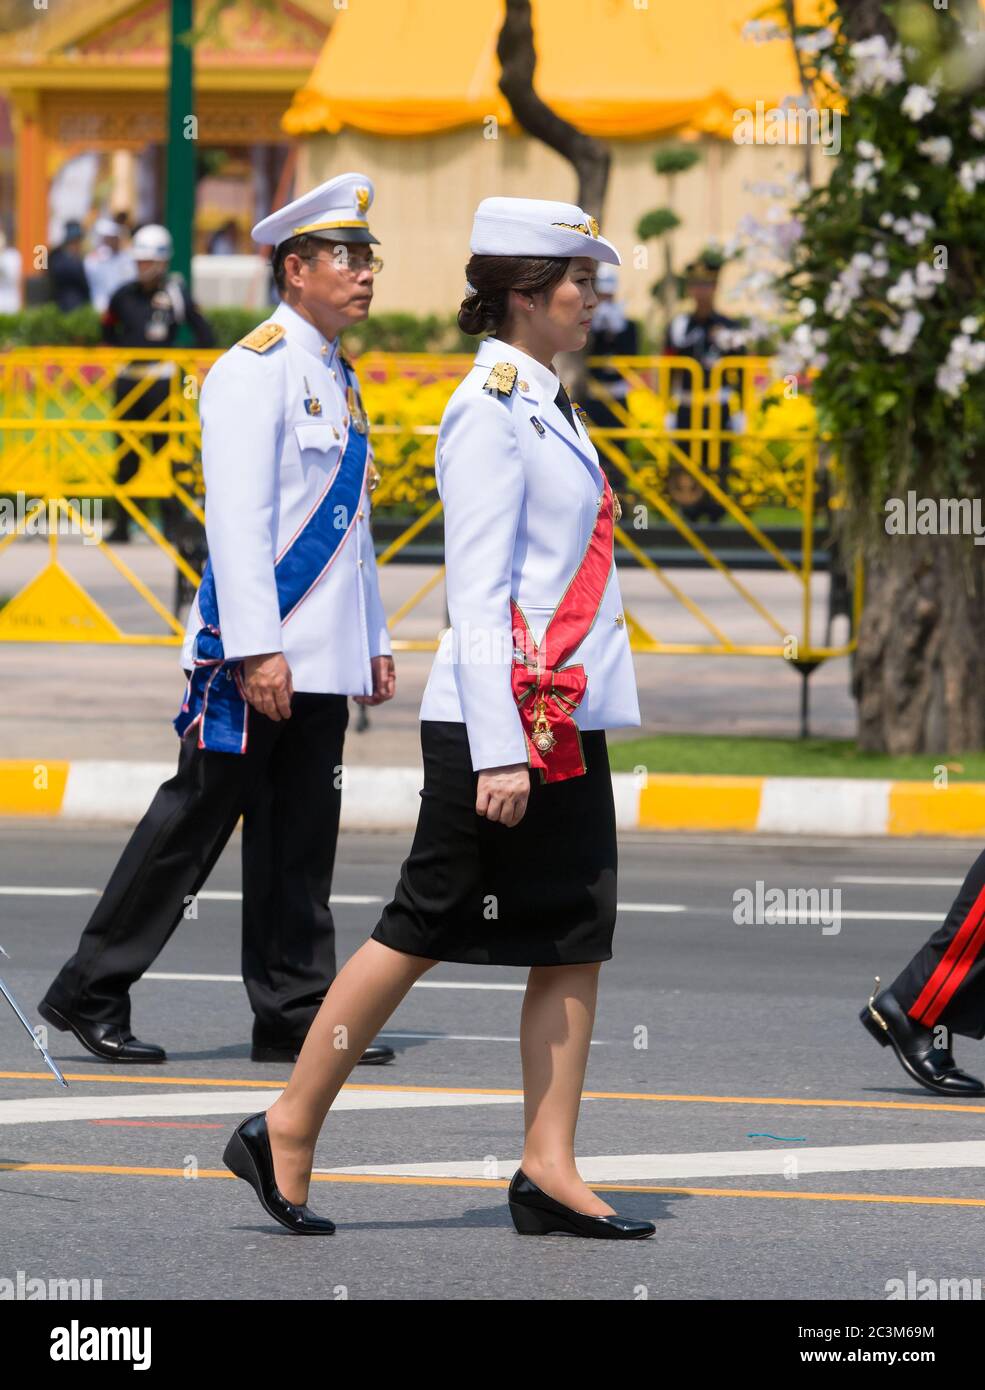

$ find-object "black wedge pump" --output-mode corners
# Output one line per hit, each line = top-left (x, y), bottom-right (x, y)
(223, 1112), (335, 1235)
(508, 1168), (656, 1239)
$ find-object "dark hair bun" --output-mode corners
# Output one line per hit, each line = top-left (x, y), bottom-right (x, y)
(458, 288), (506, 336)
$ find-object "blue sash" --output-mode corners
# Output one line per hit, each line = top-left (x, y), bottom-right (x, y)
(174, 400), (368, 754)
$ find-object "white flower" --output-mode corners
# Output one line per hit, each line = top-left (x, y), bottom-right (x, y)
(972, 109), (985, 140)
(879, 309), (923, 355)
(936, 362), (965, 397)
(903, 182), (920, 199)
(887, 270), (917, 308)
(914, 261), (946, 296)
(879, 211), (895, 228)
(917, 136), (952, 165)
(795, 28), (835, 53)
(856, 140), (885, 168)
(961, 316), (981, 334)
(742, 19), (784, 42)
(852, 163), (879, 194)
(936, 330), (985, 397)
(849, 35), (905, 94)
(958, 158), (985, 193)
(901, 85), (936, 121)
(797, 298), (816, 318)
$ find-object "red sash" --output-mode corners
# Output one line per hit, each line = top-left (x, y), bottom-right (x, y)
(510, 476), (615, 782)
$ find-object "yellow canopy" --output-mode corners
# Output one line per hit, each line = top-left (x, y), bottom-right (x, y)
(284, 0), (831, 140)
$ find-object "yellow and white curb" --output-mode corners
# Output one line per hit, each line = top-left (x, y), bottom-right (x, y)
(2, 761), (985, 838)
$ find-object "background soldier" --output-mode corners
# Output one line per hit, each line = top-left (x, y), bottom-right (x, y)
(102, 223), (215, 545)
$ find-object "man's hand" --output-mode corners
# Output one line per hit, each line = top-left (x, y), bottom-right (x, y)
(242, 652), (294, 721)
(476, 763), (530, 828)
(353, 655), (396, 707)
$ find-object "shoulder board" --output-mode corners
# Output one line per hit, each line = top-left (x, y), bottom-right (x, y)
(237, 322), (285, 354)
(482, 361), (518, 398)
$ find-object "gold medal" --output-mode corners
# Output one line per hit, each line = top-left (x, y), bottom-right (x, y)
(346, 385), (368, 434)
(531, 698), (557, 754)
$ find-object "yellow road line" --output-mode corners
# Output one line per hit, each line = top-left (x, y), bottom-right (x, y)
(2, 1072), (984, 1114)
(2, 1162), (983, 1208)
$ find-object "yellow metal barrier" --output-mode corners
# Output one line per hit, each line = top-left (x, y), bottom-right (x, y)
(0, 348), (857, 664)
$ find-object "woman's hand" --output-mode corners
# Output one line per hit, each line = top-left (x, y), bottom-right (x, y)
(476, 763), (530, 827)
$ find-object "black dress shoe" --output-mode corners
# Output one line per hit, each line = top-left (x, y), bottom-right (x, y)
(251, 1039), (396, 1065)
(223, 1112), (335, 1235)
(508, 1168), (656, 1239)
(860, 978), (985, 1097)
(38, 1000), (166, 1064)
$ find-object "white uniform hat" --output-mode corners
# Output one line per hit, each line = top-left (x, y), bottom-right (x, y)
(595, 264), (620, 294)
(252, 173), (379, 249)
(94, 216), (122, 240)
(470, 196), (620, 265)
(131, 224), (173, 260)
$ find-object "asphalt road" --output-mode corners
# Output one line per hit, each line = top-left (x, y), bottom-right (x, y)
(2, 821), (985, 1302)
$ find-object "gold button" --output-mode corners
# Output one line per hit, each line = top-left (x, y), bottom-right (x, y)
(615, 613), (624, 628)
(518, 379), (529, 392)
(320, 345), (328, 354)
(358, 558), (364, 567)
(330, 368), (337, 379)
(357, 509), (365, 520)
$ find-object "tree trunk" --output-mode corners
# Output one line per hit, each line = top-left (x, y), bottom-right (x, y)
(835, 0), (896, 43)
(497, 0), (610, 215)
(853, 536), (985, 754)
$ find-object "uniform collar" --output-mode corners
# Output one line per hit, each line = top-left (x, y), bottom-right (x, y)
(474, 336), (600, 480)
(475, 336), (560, 407)
(272, 300), (341, 367)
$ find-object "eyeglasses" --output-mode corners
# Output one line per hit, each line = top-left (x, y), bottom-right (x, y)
(300, 250), (383, 276)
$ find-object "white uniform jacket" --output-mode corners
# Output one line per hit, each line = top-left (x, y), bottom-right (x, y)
(420, 336), (641, 770)
(181, 300), (391, 694)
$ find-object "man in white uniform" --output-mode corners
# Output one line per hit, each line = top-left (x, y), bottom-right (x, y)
(40, 175), (396, 1066)
(84, 216), (136, 312)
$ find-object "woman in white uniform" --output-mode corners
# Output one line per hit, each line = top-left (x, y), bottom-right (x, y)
(222, 197), (653, 1240)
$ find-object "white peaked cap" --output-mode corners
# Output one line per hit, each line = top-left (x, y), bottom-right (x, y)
(252, 173), (379, 248)
(470, 197), (620, 265)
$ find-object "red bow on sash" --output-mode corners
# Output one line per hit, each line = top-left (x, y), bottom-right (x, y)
(510, 476), (616, 782)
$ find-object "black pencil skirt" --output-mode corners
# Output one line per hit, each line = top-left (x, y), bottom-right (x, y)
(370, 720), (618, 966)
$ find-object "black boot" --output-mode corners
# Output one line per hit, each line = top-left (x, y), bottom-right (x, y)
(860, 977), (984, 1097)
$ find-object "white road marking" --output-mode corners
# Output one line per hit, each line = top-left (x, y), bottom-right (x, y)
(0, 886), (381, 905)
(835, 876), (961, 887)
(768, 911), (941, 923)
(0, 887), (98, 897)
(0, 1089), (525, 1126)
(317, 1140), (985, 1183)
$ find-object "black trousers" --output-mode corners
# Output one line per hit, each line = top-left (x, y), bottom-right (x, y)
(44, 692), (349, 1046)
(890, 845), (985, 1040)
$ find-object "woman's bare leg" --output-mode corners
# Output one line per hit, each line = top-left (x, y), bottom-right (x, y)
(518, 961), (616, 1217)
(265, 939), (438, 1203)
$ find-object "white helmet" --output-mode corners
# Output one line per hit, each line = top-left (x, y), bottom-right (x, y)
(131, 224), (173, 261)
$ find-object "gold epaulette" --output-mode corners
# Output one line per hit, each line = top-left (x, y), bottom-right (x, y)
(237, 322), (285, 353)
(483, 361), (518, 398)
